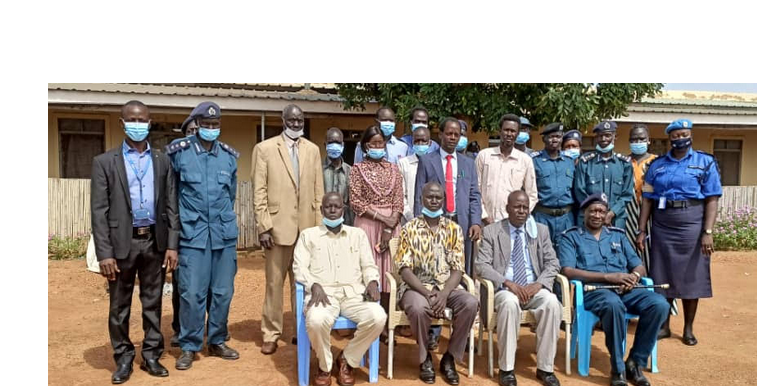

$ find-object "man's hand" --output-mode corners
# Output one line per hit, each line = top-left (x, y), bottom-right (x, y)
(635, 231), (647, 252)
(701, 233), (714, 258)
(604, 210), (616, 226)
(504, 280), (529, 304)
(482, 217), (493, 226)
(430, 290), (450, 318)
(162, 249), (178, 273)
(308, 283), (331, 308)
(365, 281), (380, 302)
(605, 272), (637, 289)
(523, 282), (542, 301)
(469, 224), (482, 242)
(381, 213), (399, 230)
(259, 230), (275, 250)
(99, 258), (120, 281)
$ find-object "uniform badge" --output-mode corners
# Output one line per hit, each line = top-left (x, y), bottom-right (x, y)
(180, 141), (186, 147)
(601, 193), (608, 203)
(208, 107), (216, 116)
(683, 121), (689, 128)
(604, 122), (610, 129)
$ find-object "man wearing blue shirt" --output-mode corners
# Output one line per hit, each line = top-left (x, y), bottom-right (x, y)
(399, 106), (440, 155)
(354, 106), (408, 164)
(558, 193), (669, 386)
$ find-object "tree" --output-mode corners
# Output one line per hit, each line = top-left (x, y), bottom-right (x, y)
(335, 83), (663, 133)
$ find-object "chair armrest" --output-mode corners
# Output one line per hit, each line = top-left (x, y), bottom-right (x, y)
(570, 279), (584, 308)
(479, 278), (495, 329)
(461, 274), (475, 295)
(555, 274), (571, 322)
(387, 271), (399, 312)
(640, 277), (653, 286)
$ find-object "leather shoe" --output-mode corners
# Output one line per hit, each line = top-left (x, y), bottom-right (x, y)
(625, 359), (651, 386)
(682, 334), (698, 346)
(170, 334), (180, 347)
(428, 332), (440, 351)
(439, 352), (459, 385)
(334, 351), (355, 386)
(111, 362), (133, 384)
(314, 368), (332, 386)
(261, 341), (278, 355)
(140, 359), (168, 377)
(656, 327), (671, 340)
(498, 369), (517, 386)
(208, 343), (240, 360)
(175, 351), (195, 370)
(610, 372), (628, 386)
(419, 353), (435, 384)
(536, 369), (560, 386)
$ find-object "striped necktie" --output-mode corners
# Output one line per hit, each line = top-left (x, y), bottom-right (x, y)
(511, 229), (528, 286)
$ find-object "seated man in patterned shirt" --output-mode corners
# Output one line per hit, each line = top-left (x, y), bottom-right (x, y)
(396, 182), (479, 385)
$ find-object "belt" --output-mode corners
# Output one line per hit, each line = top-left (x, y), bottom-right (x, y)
(534, 204), (573, 216)
(132, 225), (154, 238)
(443, 213), (458, 223)
(667, 199), (704, 209)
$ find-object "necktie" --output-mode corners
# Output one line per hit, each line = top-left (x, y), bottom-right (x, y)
(511, 229), (528, 286)
(445, 154), (455, 213)
(291, 141), (299, 188)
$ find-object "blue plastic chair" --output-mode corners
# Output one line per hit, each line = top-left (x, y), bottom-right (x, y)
(570, 277), (659, 377)
(295, 282), (380, 386)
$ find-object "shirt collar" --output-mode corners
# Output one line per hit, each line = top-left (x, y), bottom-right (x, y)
(493, 146), (518, 160)
(507, 220), (525, 234)
(440, 147), (457, 160)
(418, 216), (448, 229)
(665, 147), (694, 162)
(323, 157), (346, 171)
(282, 132), (298, 148)
(122, 140), (151, 155)
(319, 224), (347, 236)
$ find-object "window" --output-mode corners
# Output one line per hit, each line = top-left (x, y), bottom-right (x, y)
(147, 121), (184, 151)
(59, 118), (105, 178)
(649, 138), (669, 156)
(713, 139), (742, 186)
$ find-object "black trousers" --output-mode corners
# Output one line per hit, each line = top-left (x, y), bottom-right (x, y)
(171, 269), (213, 335)
(108, 234), (165, 364)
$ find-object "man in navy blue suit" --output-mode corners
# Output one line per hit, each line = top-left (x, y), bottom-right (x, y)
(414, 117), (483, 276)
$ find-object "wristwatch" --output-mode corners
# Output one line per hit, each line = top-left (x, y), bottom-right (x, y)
(703, 229), (713, 235)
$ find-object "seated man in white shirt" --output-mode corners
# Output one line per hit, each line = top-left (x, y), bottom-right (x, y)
(293, 192), (387, 386)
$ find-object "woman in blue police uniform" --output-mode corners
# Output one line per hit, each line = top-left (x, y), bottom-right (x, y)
(636, 119), (722, 346)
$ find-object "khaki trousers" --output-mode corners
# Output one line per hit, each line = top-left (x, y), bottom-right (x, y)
(306, 291), (387, 372)
(494, 288), (561, 372)
(262, 244), (296, 343)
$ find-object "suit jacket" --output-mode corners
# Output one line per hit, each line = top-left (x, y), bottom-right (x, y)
(413, 150), (482, 234)
(90, 145), (180, 261)
(475, 220), (560, 291)
(252, 135), (324, 246)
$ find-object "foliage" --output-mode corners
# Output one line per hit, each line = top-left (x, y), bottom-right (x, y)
(335, 83), (663, 134)
(48, 233), (89, 260)
(713, 207), (757, 251)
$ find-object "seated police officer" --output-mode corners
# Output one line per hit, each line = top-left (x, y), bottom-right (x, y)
(557, 193), (669, 386)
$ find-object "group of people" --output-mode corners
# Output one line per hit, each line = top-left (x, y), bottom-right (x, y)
(91, 99), (722, 386)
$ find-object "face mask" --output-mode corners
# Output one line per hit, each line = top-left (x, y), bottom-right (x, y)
(595, 143), (615, 153)
(411, 123), (428, 132)
(326, 143), (344, 159)
(414, 144), (430, 155)
(124, 121), (149, 142)
(562, 149), (580, 159)
(630, 142), (648, 155)
(198, 127), (220, 142)
(284, 126), (303, 140)
(366, 148), (386, 160)
(322, 216), (344, 228)
(379, 121), (395, 136)
(515, 131), (530, 145)
(456, 136), (468, 152)
(421, 206), (443, 218)
(671, 137), (692, 149)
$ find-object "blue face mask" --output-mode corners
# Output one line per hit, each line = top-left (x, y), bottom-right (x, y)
(198, 127), (220, 142)
(411, 123), (428, 132)
(562, 148), (580, 159)
(326, 143), (344, 159)
(421, 206), (443, 218)
(366, 148), (386, 160)
(379, 121), (395, 137)
(124, 121), (149, 142)
(595, 143), (615, 153)
(515, 131), (530, 145)
(322, 216), (344, 228)
(414, 144), (430, 155)
(630, 142), (648, 155)
(456, 136), (468, 152)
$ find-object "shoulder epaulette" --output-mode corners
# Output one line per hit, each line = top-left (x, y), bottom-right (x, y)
(580, 152), (597, 163)
(695, 150), (715, 159)
(166, 138), (192, 155)
(529, 150), (541, 158)
(607, 226), (625, 233)
(218, 141), (240, 158)
(615, 153), (631, 162)
(561, 226), (578, 234)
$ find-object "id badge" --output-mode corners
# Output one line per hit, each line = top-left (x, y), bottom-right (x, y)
(658, 197), (666, 210)
(133, 208), (150, 220)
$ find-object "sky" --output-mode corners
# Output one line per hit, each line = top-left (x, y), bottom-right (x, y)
(664, 83), (757, 93)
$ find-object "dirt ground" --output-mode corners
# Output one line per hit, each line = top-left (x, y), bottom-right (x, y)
(49, 252), (757, 386)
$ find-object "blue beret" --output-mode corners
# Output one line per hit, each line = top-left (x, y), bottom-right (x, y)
(190, 101), (221, 120)
(580, 192), (609, 210)
(562, 129), (582, 144)
(593, 121), (617, 133)
(458, 119), (469, 133)
(541, 122), (564, 135)
(665, 119), (693, 134)
(519, 116), (533, 128)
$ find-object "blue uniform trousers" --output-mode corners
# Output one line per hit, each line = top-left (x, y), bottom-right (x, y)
(178, 239), (237, 351)
(583, 288), (669, 373)
(533, 211), (575, 248)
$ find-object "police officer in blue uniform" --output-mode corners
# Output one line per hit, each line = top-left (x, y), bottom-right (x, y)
(574, 121), (634, 230)
(531, 122), (576, 247)
(167, 102), (241, 370)
(558, 193), (669, 386)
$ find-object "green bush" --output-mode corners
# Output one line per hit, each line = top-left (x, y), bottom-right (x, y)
(713, 207), (757, 251)
(48, 233), (89, 260)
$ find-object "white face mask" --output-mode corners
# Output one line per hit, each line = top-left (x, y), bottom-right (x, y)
(284, 126), (303, 139)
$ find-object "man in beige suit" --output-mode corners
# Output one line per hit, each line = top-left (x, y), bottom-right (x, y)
(252, 104), (324, 355)
(475, 190), (562, 386)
